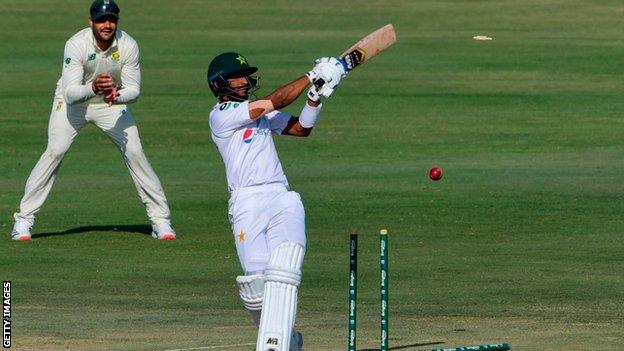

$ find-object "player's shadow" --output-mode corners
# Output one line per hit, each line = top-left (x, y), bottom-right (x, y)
(32, 224), (152, 238)
(358, 341), (445, 351)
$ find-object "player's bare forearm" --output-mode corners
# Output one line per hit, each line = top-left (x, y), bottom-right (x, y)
(249, 76), (310, 119)
(282, 118), (311, 137)
(267, 76), (310, 110)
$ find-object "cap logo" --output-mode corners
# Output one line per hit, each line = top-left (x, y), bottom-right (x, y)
(236, 55), (247, 66)
(104, 0), (110, 4)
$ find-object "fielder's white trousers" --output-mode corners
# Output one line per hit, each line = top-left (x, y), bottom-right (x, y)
(228, 183), (306, 274)
(13, 98), (171, 226)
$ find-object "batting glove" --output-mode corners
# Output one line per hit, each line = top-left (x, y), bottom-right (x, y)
(315, 57), (348, 77)
(305, 69), (319, 83)
(307, 84), (321, 102)
(317, 81), (336, 98)
(314, 64), (343, 98)
(305, 61), (326, 83)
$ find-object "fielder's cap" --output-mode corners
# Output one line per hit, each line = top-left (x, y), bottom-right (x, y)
(207, 52), (258, 84)
(90, 0), (120, 20)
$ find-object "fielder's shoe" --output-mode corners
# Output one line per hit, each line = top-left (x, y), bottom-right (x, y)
(290, 330), (303, 351)
(151, 222), (176, 240)
(11, 219), (33, 241)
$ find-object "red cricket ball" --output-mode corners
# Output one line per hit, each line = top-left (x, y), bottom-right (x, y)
(429, 167), (443, 181)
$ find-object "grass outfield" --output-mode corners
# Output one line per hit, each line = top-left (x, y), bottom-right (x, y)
(1, 0), (623, 350)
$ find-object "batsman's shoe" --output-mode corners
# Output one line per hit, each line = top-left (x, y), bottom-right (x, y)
(151, 223), (176, 240)
(11, 219), (33, 241)
(290, 331), (303, 351)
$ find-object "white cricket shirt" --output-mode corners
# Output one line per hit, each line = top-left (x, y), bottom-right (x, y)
(55, 28), (140, 105)
(209, 101), (292, 192)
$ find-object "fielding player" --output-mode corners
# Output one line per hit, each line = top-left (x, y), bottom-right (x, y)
(207, 52), (345, 351)
(10, 0), (176, 241)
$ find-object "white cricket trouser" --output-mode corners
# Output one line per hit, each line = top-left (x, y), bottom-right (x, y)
(228, 183), (306, 274)
(13, 98), (171, 226)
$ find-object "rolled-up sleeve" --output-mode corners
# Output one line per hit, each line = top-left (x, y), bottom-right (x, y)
(116, 40), (140, 104)
(210, 101), (253, 138)
(62, 40), (96, 104)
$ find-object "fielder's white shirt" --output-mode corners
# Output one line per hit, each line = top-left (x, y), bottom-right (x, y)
(55, 28), (140, 105)
(209, 101), (292, 192)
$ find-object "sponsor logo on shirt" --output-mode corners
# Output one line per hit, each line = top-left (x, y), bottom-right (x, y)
(64, 57), (71, 65)
(242, 119), (271, 145)
(88, 53), (96, 61)
(242, 128), (254, 144)
(255, 128), (270, 136)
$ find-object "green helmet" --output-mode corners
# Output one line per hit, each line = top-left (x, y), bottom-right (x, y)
(90, 0), (120, 20)
(207, 52), (258, 97)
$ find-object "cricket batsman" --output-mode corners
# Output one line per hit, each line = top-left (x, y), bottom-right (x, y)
(10, 0), (176, 241)
(207, 52), (345, 350)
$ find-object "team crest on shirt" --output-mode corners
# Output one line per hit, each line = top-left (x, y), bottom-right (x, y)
(111, 51), (121, 61)
(242, 128), (254, 144)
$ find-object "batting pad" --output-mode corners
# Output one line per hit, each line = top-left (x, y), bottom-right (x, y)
(237, 274), (265, 327)
(256, 242), (305, 351)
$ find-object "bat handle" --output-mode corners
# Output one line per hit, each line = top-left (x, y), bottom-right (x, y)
(338, 58), (350, 73)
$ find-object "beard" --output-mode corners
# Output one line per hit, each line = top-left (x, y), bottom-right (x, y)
(91, 23), (116, 46)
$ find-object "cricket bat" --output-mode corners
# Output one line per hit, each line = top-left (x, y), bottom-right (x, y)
(339, 24), (397, 72)
(313, 24), (396, 90)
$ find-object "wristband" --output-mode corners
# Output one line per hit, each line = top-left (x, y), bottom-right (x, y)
(298, 101), (322, 128)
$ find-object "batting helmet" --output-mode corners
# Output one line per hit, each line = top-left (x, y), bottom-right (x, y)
(90, 0), (120, 20)
(207, 52), (258, 97)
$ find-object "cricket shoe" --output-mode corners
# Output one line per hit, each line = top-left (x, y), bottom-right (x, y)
(11, 219), (33, 241)
(151, 223), (176, 240)
(290, 330), (303, 351)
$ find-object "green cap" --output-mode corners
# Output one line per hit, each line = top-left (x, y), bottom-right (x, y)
(207, 52), (257, 84)
(90, 0), (120, 20)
